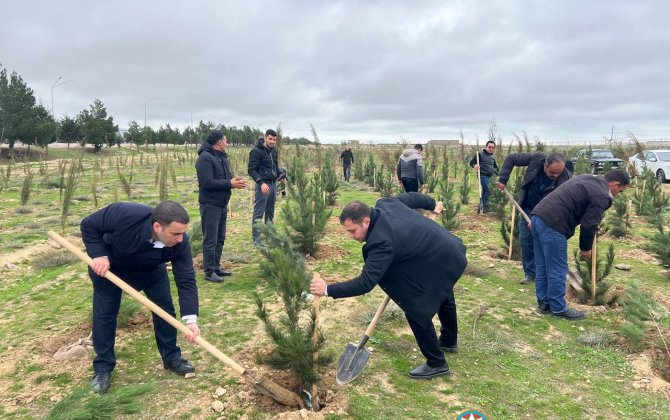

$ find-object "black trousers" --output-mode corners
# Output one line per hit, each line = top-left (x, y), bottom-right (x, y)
(199, 202), (227, 275)
(343, 164), (352, 181)
(90, 267), (181, 374)
(404, 287), (458, 368)
(401, 178), (419, 193)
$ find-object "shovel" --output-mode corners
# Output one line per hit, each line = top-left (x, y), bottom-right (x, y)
(475, 150), (483, 214)
(501, 188), (531, 227)
(336, 295), (391, 385)
(48, 231), (304, 408)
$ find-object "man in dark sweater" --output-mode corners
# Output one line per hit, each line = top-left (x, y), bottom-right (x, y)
(196, 130), (247, 282)
(470, 141), (499, 212)
(496, 153), (571, 284)
(340, 147), (354, 181)
(309, 193), (467, 379)
(531, 169), (629, 319)
(248, 129), (286, 244)
(80, 201), (200, 393)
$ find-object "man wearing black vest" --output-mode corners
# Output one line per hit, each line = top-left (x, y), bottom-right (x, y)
(81, 201), (200, 393)
(340, 147), (354, 181)
(496, 153), (571, 284)
(196, 130), (247, 282)
(310, 193), (467, 379)
(470, 141), (499, 212)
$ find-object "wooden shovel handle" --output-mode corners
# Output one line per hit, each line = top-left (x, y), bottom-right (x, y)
(364, 295), (391, 337)
(47, 230), (246, 376)
(591, 235), (597, 302)
(502, 188), (532, 226)
(475, 150), (482, 199)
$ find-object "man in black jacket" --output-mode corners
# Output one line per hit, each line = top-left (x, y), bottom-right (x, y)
(531, 169), (629, 319)
(340, 147), (354, 181)
(469, 141), (498, 212)
(248, 129), (285, 244)
(196, 130), (247, 282)
(81, 201), (200, 393)
(496, 153), (570, 284)
(309, 193), (468, 379)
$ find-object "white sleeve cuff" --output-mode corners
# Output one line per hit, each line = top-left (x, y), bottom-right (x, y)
(182, 315), (198, 325)
(324, 285), (328, 297)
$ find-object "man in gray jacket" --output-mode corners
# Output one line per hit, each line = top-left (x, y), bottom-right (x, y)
(396, 144), (425, 192)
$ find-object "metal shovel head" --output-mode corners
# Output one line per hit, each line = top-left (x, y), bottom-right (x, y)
(336, 342), (371, 385)
(567, 270), (585, 293)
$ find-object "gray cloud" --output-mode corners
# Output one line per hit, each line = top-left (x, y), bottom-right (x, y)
(1, 0), (669, 143)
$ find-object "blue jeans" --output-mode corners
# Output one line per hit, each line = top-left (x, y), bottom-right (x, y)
(531, 216), (568, 313)
(343, 164), (351, 181)
(480, 175), (491, 209)
(252, 182), (276, 244)
(199, 202), (227, 275)
(90, 267), (180, 373)
(519, 214), (535, 278)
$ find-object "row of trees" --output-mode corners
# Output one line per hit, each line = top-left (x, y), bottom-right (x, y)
(0, 65), (311, 156)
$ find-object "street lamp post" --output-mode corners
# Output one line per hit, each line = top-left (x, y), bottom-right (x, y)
(144, 97), (159, 130)
(50, 76), (73, 117)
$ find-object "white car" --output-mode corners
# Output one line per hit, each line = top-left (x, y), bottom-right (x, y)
(629, 150), (670, 182)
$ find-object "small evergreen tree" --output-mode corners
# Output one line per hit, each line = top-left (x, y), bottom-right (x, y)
(487, 176), (507, 219)
(606, 194), (632, 238)
(437, 167), (460, 230)
(620, 284), (669, 357)
(375, 165), (396, 198)
(320, 158), (339, 205)
(20, 171), (34, 206)
(645, 222), (670, 271)
(282, 155), (332, 255)
(363, 155), (376, 186)
(353, 156), (363, 181)
(573, 241), (617, 305)
(460, 164), (471, 204)
(255, 222), (329, 391)
(573, 147), (591, 175)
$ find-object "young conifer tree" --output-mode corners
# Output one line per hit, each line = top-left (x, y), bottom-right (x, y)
(606, 194), (632, 238)
(255, 222), (329, 390)
(437, 163), (460, 230)
(573, 241), (617, 305)
(320, 157), (339, 205)
(281, 154), (332, 255)
(460, 163), (471, 204)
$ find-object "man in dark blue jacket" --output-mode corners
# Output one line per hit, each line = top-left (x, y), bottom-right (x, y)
(496, 152), (570, 284)
(81, 201), (200, 393)
(470, 141), (499, 212)
(248, 129), (286, 244)
(531, 170), (629, 319)
(196, 130), (247, 282)
(310, 193), (467, 379)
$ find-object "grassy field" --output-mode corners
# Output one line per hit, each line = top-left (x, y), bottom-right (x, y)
(0, 145), (669, 419)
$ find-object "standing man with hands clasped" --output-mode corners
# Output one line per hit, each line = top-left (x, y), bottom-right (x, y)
(248, 129), (286, 245)
(196, 130), (248, 283)
(81, 201), (201, 393)
(531, 169), (629, 320)
(496, 152), (571, 285)
(310, 192), (468, 380)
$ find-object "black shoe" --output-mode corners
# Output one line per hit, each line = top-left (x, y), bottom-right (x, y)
(536, 303), (551, 315)
(164, 358), (195, 375)
(215, 268), (232, 277)
(91, 372), (111, 393)
(552, 307), (585, 320)
(408, 363), (451, 380)
(520, 276), (535, 285)
(204, 272), (224, 283)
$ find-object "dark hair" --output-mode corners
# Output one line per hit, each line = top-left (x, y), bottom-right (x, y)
(265, 129), (277, 137)
(339, 201), (372, 224)
(485, 140), (496, 147)
(604, 169), (630, 186)
(152, 200), (190, 226)
(414, 143), (423, 151)
(545, 153), (565, 165)
(205, 130), (224, 145)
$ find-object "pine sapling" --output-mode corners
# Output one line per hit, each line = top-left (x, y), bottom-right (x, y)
(320, 158), (339, 205)
(20, 171), (35, 206)
(606, 194), (632, 238)
(460, 164), (471, 204)
(574, 241), (617, 305)
(61, 158), (81, 234)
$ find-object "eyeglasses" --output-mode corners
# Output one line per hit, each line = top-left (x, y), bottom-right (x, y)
(486, 146), (495, 150)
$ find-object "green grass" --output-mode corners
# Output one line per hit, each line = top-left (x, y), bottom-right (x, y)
(0, 146), (669, 418)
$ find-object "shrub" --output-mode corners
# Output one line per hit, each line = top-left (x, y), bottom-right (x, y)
(573, 241), (617, 305)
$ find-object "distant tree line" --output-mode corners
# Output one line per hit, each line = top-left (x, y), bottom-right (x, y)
(0, 65), (310, 156)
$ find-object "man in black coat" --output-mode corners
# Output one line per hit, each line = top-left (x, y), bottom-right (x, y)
(309, 193), (468, 379)
(496, 152), (571, 284)
(81, 201), (201, 393)
(470, 140), (499, 212)
(196, 130), (247, 282)
(340, 147), (354, 181)
(248, 129), (286, 244)
(531, 169), (629, 319)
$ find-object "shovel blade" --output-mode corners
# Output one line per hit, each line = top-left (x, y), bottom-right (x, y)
(336, 342), (371, 385)
(567, 270), (585, 293)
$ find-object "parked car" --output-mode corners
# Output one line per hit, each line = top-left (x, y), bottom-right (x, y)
(567, 149), (625, 174)
(629, 150), (670, 183)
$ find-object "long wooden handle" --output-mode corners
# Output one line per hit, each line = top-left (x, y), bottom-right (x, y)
(591, 235), (597, 302)
(475, 151), (482, 199)
(364, 295), (391, 337)
(502, 188), (532, 226)
(508, 206), (516, 260)
(47, 230), (246, 376)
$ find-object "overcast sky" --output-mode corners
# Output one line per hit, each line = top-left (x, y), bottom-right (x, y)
(2, 0), (669, 144)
